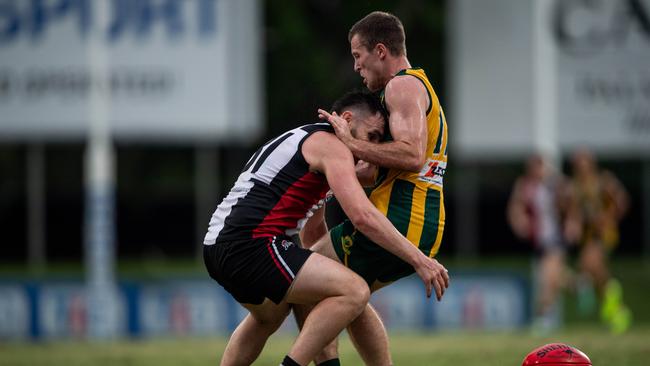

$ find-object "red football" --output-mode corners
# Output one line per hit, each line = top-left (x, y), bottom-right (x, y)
(522, 343), (592, 365)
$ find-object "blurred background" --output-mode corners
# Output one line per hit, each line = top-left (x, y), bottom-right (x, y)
(0, 0), (649, 364)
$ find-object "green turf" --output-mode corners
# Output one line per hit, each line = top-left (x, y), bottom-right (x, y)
(1, 326), (649, 366)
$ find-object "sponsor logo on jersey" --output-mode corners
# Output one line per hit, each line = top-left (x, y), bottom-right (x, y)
(418, 159), (446, 186)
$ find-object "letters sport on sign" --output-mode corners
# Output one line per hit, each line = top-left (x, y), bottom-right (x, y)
(0, 0), (262, 143)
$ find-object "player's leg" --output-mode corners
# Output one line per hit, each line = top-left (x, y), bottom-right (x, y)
(347, 303), (392, 366)
(531, 249), (566, 334)
(221, 300), (291, 366)
(579, 242), (609, 298)
(292, 303), (340, 364)
(310, 232), (393, 366)
(539, 249), (565, 316)
(285, 253), (370, 365)
(294, 228), (342, 364)
(584, 239), (632, 333)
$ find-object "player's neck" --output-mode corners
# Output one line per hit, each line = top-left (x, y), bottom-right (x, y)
(387, 56), (411, 76)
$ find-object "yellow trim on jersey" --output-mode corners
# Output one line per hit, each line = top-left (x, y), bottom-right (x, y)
(368, 179), (393, 216)
(430, 191), (446, 257)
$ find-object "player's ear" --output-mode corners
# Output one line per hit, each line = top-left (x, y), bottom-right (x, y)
(375, 43), (388, 59)
(340, 110), (353, 123)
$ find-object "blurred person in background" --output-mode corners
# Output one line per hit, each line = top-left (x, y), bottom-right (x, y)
(203, 90), (448, 366)
(507, 154), (572, 335)
(302, 10), (450, 366)
(567, 148), (631, 334)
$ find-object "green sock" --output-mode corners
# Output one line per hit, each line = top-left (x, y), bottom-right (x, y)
(610, 305), (632, 334)
(601, 278), (623, 323)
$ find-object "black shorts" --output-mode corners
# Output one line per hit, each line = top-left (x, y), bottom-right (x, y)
(203, 236), (313, 305)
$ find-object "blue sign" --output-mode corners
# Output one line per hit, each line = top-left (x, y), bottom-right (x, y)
(0, 0), (217, 44)
(0, 285), (29, 339)
(0, 273), (531, 340)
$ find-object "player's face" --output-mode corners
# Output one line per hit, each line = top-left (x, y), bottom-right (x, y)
(350, 111), (385, 143)
(527, 156), (546, 180)
(350, 34), (386, 92)
(572, 149), (595, 177)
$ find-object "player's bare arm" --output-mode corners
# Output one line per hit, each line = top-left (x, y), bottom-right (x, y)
(319, 76), (429, 172)
(355, 159), (377, 187)
(302, 131), (449, 300)
(507, 179), (530, 240)
(300, 160), (375, 247)
(602, 171), (630, 220)
(563, 183), (584, 244)
(299, 205), (326, 248)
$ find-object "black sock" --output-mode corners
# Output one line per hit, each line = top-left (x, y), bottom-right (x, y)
(281, 355), (301, 366)
(317, 358), (341, 366)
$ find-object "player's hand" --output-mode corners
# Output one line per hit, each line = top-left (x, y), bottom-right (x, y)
(317, 109), (353, 146)
(414, 257), (449, 301)
(355, 160), (376, 187)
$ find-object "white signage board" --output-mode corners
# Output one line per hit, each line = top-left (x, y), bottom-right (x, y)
(452, 0), (650, 157)
(0, 0), (262, 142)
(556, 0), (650, 152)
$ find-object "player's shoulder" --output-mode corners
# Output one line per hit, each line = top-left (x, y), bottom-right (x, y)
(387, 72), (425, 88)
(302, 129), (348, 156)
(302, 131), (351, 173)
(298, 122), (335, 134)
(385, 72), (428, 100)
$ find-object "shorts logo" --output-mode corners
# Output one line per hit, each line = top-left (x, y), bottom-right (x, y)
(341, 235), (354, 255)
(280, 240), (293, 250)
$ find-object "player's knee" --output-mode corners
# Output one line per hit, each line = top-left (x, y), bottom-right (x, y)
(252, 307), (289, 332)
(345, 277), (370, 313)
(257, 317), (285, 334)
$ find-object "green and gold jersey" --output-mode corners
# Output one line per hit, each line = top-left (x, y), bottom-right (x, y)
(369, 68), (448, 257)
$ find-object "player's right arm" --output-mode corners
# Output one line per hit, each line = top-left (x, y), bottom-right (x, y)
(562, 182), (583, 244)
(320, 76), (429, 172)
(506, 178), (530, 240)
(303, 131), (449, 300)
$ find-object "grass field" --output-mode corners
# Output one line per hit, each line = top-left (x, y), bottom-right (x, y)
(2, 325), (649, 366)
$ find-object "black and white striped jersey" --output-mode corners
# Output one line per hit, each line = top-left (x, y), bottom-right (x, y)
(204, 123), (334, 244)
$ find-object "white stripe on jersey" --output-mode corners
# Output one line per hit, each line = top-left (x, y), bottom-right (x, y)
(204, 124), (328, 244)
(271, 237), (296, 279)
(254, 131), (309, 185)
(203, 172), (254, 245)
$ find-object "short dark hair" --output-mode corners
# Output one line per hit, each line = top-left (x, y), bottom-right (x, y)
(331, 89), (387, 122)
(349, 11), (406, 56)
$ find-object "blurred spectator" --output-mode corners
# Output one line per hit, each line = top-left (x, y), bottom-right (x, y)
(507, 154), (570, 334)
(566, 148), (631, 334)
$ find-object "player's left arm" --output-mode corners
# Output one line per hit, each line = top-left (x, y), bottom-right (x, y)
(602, 171), (630, 220)
(299, 205), (326, 249)
(355, 159), (377, 187)
(322, 76), (429, 172)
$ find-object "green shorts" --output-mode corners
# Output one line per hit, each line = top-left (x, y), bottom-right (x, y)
(330, 219), (414, 286)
